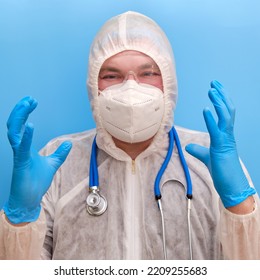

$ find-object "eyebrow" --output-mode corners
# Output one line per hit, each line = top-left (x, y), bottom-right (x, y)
(99, 63), (161, 74)
(99, 67), (121, 74)
(139, 63), (160, 71)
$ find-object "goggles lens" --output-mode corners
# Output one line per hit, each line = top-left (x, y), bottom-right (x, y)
(99, 67), (162, 87)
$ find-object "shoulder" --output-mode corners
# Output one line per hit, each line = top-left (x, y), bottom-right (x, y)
(175, 125), (211, 180)
(40, 129), (97, 155)
(175, 125), (210, 147)
(175, 126), (218, 199)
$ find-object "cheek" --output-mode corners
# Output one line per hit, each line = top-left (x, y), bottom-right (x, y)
(157, 82), (164, 93)
(98, 79), (122, 91)
(149, 80), (164, 93)
(144, 75), (163, 92)
(98, 78), (106, 91)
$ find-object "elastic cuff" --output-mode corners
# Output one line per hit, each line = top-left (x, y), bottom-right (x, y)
(3, 204), (41, 224)
(221, 187), (256, 208)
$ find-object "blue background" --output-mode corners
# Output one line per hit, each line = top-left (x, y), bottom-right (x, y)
(1, 0), (260, 208)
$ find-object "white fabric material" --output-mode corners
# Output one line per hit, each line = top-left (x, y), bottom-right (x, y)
(0, 209), (46, 260)
(1, 128), (260, 259)
(99, 80), (164, 143)
(0, 11), (260, 260)
(87, 11), (177, 159)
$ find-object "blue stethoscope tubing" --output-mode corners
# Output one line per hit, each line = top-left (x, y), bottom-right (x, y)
(90, 127), (192, 197)
(89, 135), (98, 188)
(153, 126), (193, 260)
(88, 126), (193, 260)
(154, 126), (192, 200)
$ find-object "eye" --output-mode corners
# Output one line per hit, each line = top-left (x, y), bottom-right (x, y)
(99, 73), (122, 80)
(144, 71), (161, 77)
(138, 71), (162, 81)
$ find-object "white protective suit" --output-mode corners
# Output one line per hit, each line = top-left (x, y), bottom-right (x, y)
(1, 11), (260, 260)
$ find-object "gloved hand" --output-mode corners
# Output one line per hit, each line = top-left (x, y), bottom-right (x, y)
(3, 96), (72, 224)
(185, 80), (255, 208)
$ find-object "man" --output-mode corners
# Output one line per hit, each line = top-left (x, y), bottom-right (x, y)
(0, 11), (259, 259)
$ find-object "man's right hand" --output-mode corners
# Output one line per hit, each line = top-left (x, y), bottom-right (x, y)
(3, 96), (72, 224)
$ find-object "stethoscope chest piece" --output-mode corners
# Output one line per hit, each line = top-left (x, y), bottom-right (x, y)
(86, 187), (107, 216)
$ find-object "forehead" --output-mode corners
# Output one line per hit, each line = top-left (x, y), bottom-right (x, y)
(100, 50), (159, 70)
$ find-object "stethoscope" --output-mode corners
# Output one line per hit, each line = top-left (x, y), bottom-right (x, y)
(86, 126), (193, 260)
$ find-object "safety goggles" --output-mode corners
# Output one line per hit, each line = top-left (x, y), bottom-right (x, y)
(98, 66), (162, 88)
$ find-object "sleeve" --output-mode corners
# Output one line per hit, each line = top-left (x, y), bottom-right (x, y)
(0, 138), (62, 260)
(0, 208), (46, 260)
(219, 194), (260, 259)
(39, 139), (63, 260)
(40, 176), (60, 260)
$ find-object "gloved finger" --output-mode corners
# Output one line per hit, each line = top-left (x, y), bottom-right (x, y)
(7, 97), (38, 129)
(48, 141), (72, 171)
(7, 97), (38, 147)
(202, 107), (220, 147)
(19, 123), (34, 155)
(208, 88), (232, 131)
(185, 143), (210, 167)
(210, 80), (235, 123)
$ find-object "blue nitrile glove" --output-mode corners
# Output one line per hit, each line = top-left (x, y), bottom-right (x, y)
(185, 80), (255, 207)
(3, 96), (72, 224)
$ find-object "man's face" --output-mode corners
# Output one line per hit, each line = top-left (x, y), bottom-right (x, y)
(98, 50), (163, 91)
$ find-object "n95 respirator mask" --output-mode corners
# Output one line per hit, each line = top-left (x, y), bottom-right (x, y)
(98, 80), (164, 143)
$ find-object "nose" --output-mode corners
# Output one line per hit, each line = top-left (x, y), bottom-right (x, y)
(124, 71), (139, 82)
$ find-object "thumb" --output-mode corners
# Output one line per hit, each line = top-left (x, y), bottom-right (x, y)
(48, 141), (72, 171)
(185, 143), (210, 167)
